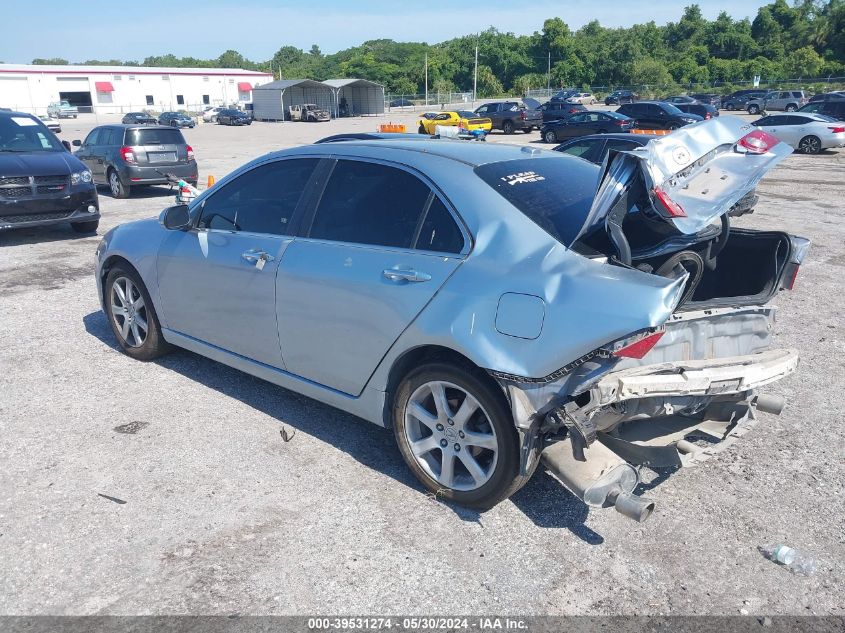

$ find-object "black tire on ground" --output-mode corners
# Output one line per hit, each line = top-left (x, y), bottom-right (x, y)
(726, 104), (735, 111)
(104, 265), (170, 361)
(502, 120), (515, 134)
(418, 124), (427, 134)
(108, 169), (130, 199)
(171, 120), (178, 127)
(392, 362), (525, 510)
(748, 105), (760, 115)
(785, 104), (797, 112)
(543, 130), (557, 143)
(798, 135), (822, 155)
(71, 219), (99, 233)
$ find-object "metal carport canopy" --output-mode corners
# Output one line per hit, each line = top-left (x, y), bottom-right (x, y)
(323, 78), (385, 117)
(252, 79), (334, 121)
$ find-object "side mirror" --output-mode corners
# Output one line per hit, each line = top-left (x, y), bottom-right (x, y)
(72, 139), (82, 147)
(160, 205), (191, 231)
(61, 140), (71, 152)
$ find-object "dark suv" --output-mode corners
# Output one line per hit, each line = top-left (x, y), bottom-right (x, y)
(616, 101), (702, 129)
(473, 101), (543, 133)
(722, 90), (767, 111)
(605, 90), (638, 105)
(798, 99), (845, 121)
(72, 125), (197, 199)
(0, 110), (99, 233)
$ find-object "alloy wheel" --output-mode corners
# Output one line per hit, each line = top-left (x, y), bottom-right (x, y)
(799, 136), (821, 154)
(110, 276), (148, 347)
(109, 172), (121, 197)
(403, 381), (499, 492)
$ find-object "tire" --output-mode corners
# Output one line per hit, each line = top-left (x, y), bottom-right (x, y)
(108, 169), (129, 199)
(171, 121), (178, 127)
(418, 124), (427, 134)
(798, 135), (822, 155)
(392, 362), (523, 509)
(502, 120), (515, 134)
(726, 103), (735, 111)
(543, 130), (557, 143)
(785, 104), (797, 112)
(71, 219), (99, 233)
(747, 105), (760, 115)
(104, 265), (170, 361)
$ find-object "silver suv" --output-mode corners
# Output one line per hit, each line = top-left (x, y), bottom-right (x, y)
(746, 90), (808, 114)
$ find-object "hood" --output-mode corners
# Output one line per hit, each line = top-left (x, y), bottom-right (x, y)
(523, 97), (541, 110)
(0, 150), (84, 177)
(577, 116), (792, 239)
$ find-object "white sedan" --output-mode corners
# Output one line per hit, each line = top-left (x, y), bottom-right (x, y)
(752, 112), (845, 154)
(201, 106), (225, 123)
(565, 92), (597, 105)
(38, 115), (61, 133)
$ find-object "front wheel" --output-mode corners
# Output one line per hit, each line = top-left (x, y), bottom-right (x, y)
(393, 363), (523, 509)
(798, 135), (821, 154)
(543, 130), (557, 143)
(71, 219), (99, 233)
(104, 266), (170, 361)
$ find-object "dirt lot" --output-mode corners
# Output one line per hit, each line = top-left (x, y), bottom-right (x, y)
(1, 109), (843, 616)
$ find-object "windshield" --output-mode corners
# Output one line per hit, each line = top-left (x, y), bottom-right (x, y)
(457, 111), (478, 118)
(0, 115), (63, 152)
(661, 102), (684, 115)
(474, 157), (599, 247)
(124, 128), (185, 146)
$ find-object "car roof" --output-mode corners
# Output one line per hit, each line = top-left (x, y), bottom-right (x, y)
(98, 123), (176, 130)
(0, 109), (38, 119)
(284, 137), (558, 168)
(560, 133), (655, 144)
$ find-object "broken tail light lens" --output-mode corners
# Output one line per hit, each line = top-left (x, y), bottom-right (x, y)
(613, 331), (665, 359)
(738, 129), (780, 154)
(653, 186), (687, 218)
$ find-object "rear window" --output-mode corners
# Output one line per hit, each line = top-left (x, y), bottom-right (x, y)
(124, 128), (185, 146)
(474, 157), (599, 247)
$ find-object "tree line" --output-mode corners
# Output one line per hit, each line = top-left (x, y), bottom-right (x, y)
(31, 1), (845, 97)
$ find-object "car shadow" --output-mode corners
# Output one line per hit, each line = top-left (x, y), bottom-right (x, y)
(83, 309), (605, 542)
(0, 223), (98, 247)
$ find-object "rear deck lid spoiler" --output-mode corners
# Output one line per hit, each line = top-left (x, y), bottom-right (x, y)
(577, 117), (793, 239)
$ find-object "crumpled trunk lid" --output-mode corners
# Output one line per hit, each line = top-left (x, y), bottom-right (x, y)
(577, 116), (793, 239)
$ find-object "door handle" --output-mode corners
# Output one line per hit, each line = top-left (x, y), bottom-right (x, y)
(242, 250), (275, 263)
(382, 268), (431, 283)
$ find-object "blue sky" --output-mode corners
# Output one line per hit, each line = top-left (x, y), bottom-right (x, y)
(2, 0), (772, 63)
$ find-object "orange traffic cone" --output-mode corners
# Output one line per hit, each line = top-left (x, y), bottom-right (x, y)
(206, 175), (215, 188)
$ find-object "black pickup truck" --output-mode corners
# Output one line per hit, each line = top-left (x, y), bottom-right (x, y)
(474, 100), (543, 134)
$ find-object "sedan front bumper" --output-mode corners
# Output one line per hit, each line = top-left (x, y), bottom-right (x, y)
(0, 187), (99, 231)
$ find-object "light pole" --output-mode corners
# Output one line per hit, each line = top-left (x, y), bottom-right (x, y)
(473, 42), (478, 104)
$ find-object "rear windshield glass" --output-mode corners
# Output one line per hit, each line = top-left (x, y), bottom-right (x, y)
(474, 157), (599, 247)
(124, 128), (185, 146)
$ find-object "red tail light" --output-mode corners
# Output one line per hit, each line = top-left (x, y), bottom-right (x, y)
(705, 112), (711, 119)
(520, 111), (526, 120)
(119, 146), (136, 164)
(828, 126), (845, 133)
(738, 129), (779, 154)
(653, 186), (687, 218)
(614, 119), (627, 125)
(186, 144), (194, 161)
(613, 331), (665, 359)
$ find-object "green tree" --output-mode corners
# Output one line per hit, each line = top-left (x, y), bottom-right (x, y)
(783, 45), (824, 76)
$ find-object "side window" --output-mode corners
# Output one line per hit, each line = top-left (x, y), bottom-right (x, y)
(476, 105), (488, 114)
(767, 115), (788, 126)
(309, 160), (431, 249)
(198, 158), (319, 234)
(604, 139), (641, 154)
(84, 129), (101, 146)
(569, 113), (586, 123)
(557, 139), (600, 162)
(416, 197), (464, 254)
(755, 116), (773, 126)
(104, 128), (119, 145)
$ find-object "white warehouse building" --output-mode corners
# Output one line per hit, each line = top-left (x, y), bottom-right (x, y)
(0, 64), (273, 115)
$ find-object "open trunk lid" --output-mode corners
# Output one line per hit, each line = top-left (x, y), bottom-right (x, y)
(577, 117), (792, 240)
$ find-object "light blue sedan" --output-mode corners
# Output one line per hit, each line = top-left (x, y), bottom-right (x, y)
(95, 120), (808, 520)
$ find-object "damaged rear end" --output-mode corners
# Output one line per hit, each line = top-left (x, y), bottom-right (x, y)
(501, 117), (810, 521)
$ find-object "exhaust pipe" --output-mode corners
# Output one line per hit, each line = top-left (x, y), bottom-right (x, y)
(754, 394), (785, 415)
(608, 489), (655, 523)
(542, 437), (656, 522)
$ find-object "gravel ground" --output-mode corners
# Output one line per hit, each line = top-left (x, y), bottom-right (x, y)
(0, 109), (843, 616)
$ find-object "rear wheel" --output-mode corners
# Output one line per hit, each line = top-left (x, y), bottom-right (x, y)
(104, 265), (170, 361)
(71, 219), (99, 233)
(502, 120), (515, 134)
(798, 135), (821, 154)
(543, 130), (557, 143)
(747, 104), (760, 115)
(393, 363), (523, 509)
(108, 169), (129, 199)
(785, 104), (797, 112)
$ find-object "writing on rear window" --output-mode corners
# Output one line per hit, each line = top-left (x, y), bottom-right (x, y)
(500, 171), (546, 185)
